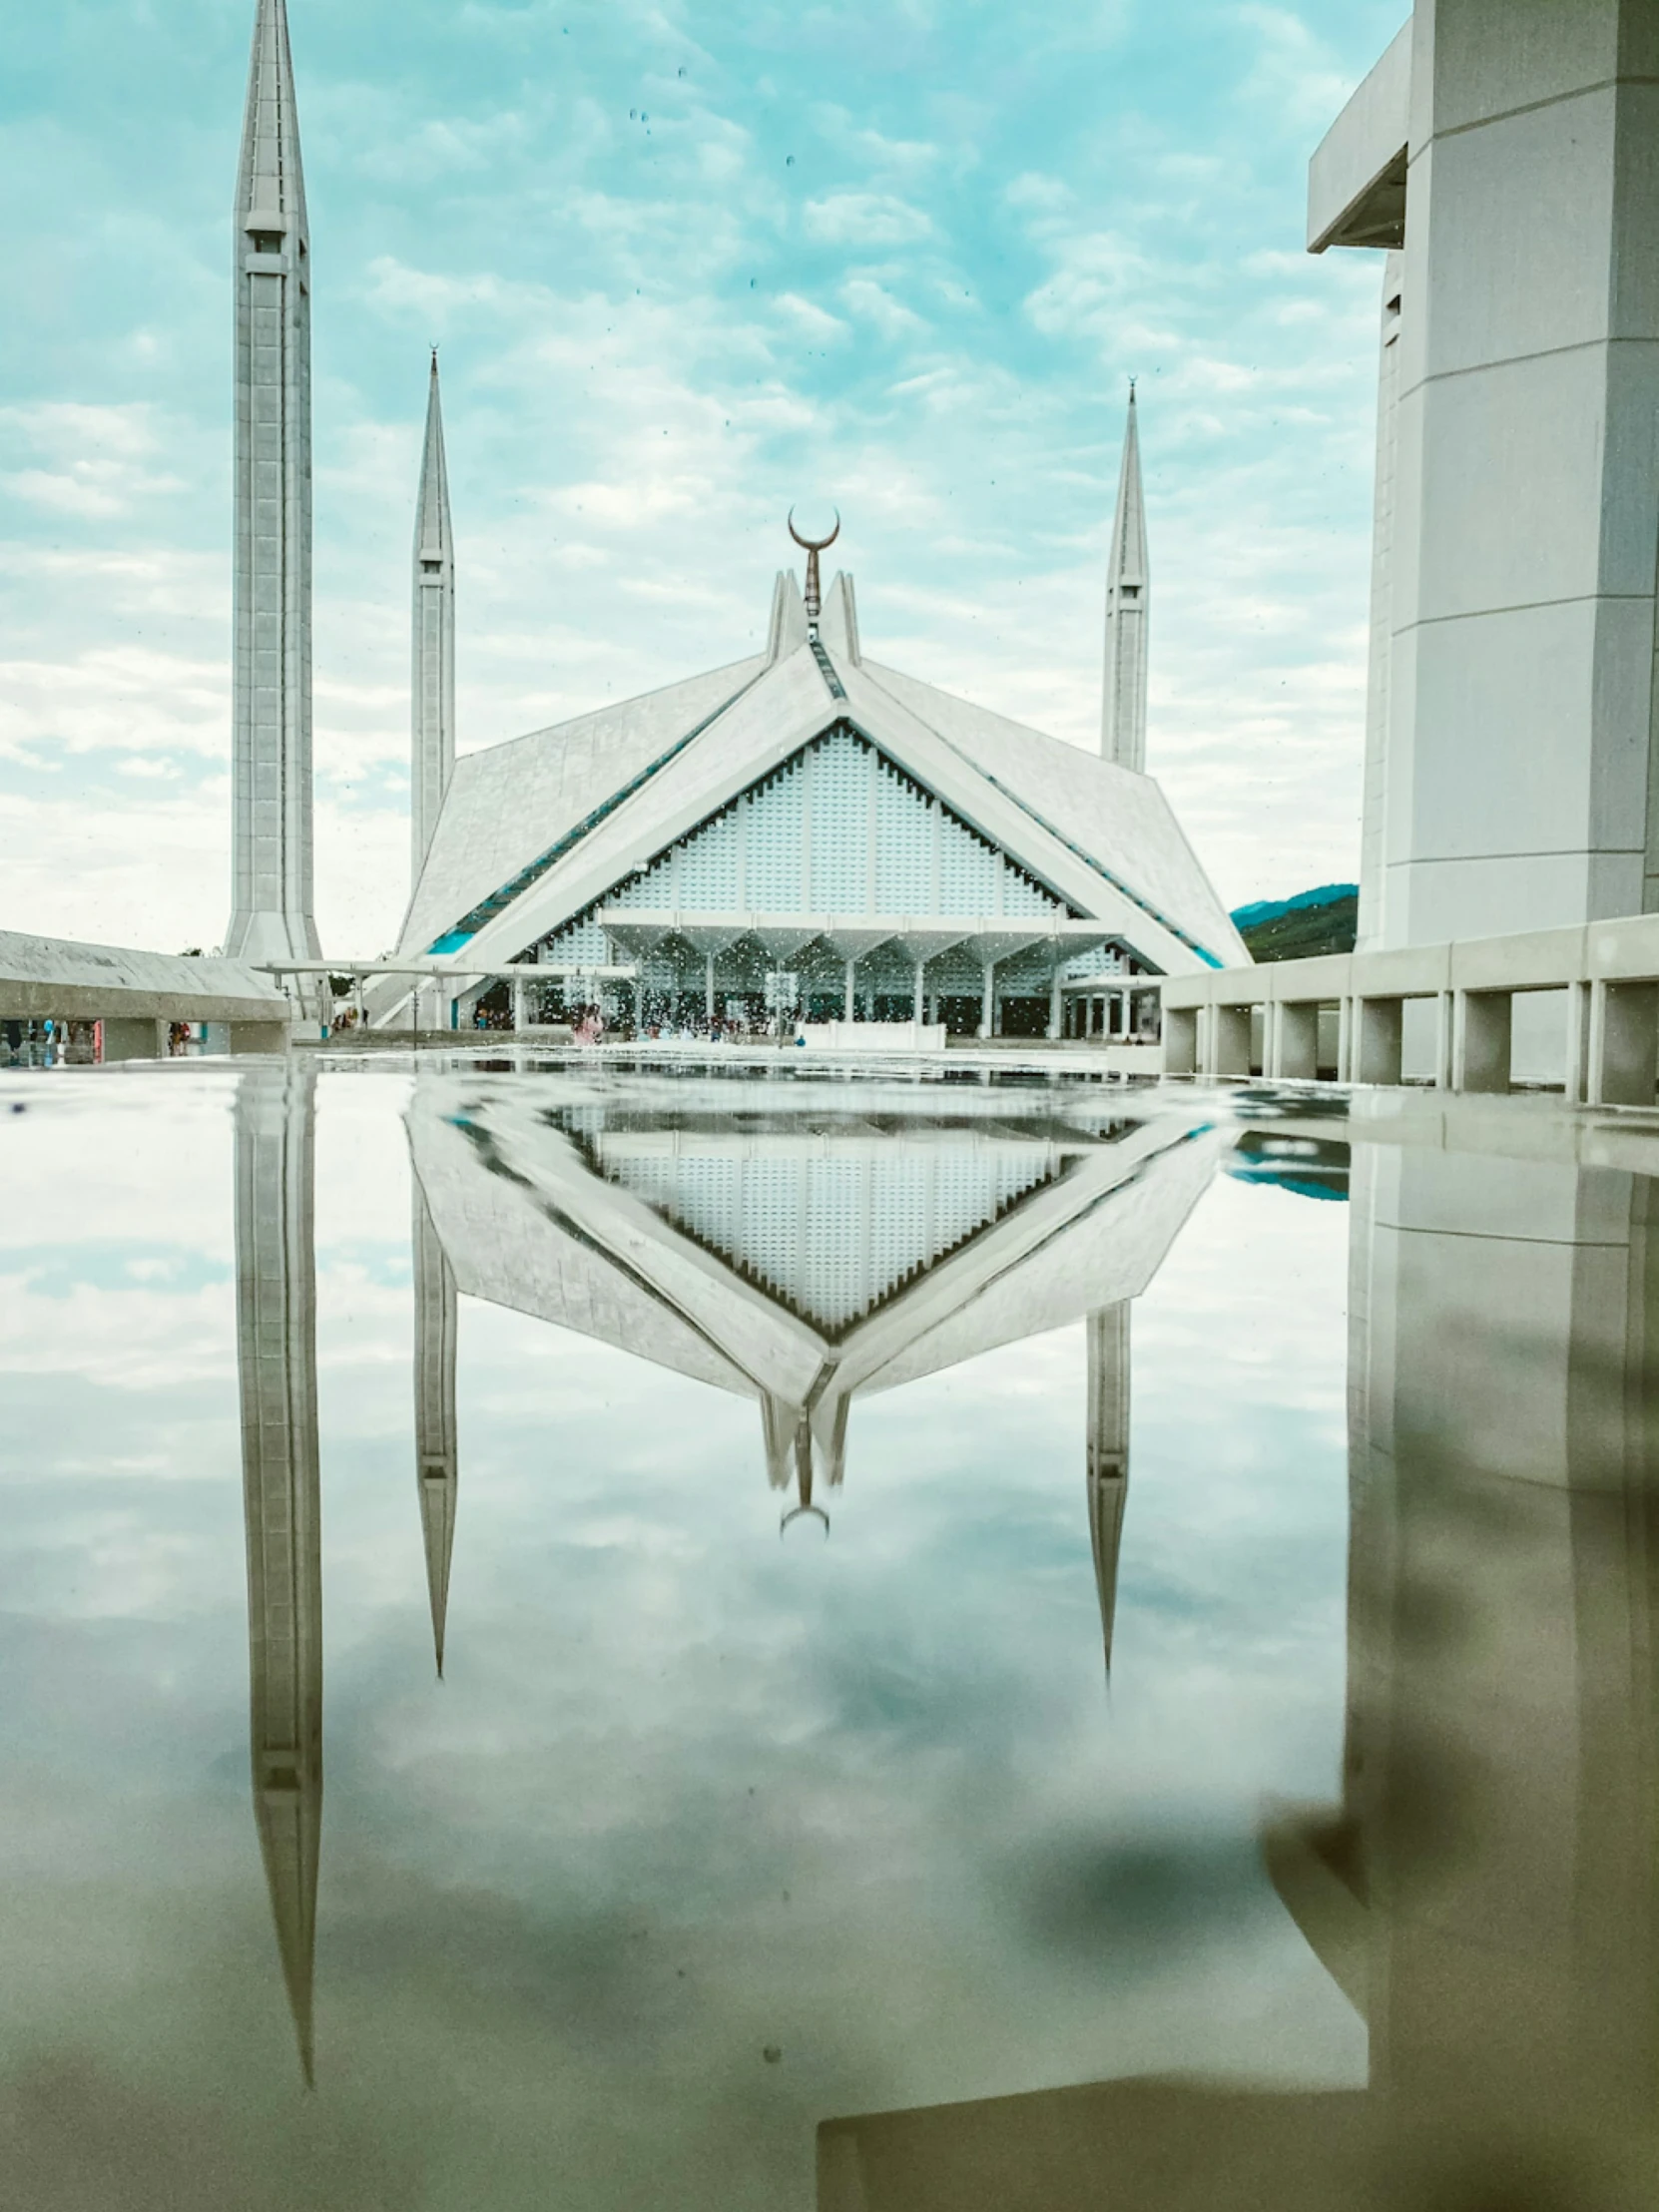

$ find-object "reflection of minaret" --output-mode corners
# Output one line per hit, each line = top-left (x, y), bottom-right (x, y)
(235, 1060), (322, 2085)
(413, 1178), (458, 1674)
(763, 1390), (845, 1526)
(1085, 1304), (1130, 1675)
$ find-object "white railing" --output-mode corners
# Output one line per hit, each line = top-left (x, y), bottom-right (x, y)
(1158, 913), (1659, 1104)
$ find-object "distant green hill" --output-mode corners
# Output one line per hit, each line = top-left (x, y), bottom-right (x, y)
(1232, 883), (1358, 963)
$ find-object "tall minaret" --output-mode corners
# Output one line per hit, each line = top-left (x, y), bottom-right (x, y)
(1085, 1303), (1131, 1675)
(226, 0), (321, 967)
(411, 352), (455, 887)
(1100, 386), (1149, 773)
(235, 1060), (322, 2084)
(412, 1178), (458, 1674)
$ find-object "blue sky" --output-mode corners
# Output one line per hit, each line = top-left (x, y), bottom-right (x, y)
(0, 0), (1405, 954)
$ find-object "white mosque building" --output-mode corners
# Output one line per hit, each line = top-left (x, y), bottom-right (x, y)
(230, 0), (1247, 1038)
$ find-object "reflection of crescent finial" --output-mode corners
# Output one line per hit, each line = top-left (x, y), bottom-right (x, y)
(787, 505), (841, 554)
(780, 1504), (831, 1537)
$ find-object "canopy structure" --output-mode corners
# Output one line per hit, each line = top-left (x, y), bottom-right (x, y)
(379, 563), (1247, 1034)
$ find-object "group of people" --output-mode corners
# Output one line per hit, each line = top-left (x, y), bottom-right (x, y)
(4, 1017), (95, 1066)
(638, 1005), (807, 1045)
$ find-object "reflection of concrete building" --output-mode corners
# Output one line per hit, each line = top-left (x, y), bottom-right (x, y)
(407, 1072), (1228, 1646)
(412, 1181), (458, 1676)
(1085, 1304), (1130, 1675)
(1280, 1145), (1659, 2119)
(234, 1061), (322, 2084)
(233, 1064), (1220, 2085)
(1311, 2), (1659, 951)
(819, 1126), (1659, 2207)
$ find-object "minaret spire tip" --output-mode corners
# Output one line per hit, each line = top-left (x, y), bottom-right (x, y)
(1100, 382), (1149, 772)
(412, 353), (456, 881)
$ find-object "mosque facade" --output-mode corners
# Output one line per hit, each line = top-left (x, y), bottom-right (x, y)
(230, 1), (1247, 1032)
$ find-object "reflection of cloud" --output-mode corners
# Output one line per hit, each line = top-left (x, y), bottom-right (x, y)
(0, 1075), (1361, 2185)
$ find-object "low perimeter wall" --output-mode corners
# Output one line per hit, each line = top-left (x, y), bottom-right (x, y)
(1159, 912), (1659, 1104)
(0, 928), (290, 1049)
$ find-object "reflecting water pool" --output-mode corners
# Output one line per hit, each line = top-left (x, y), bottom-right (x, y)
(1, 1059), (1654, 2209)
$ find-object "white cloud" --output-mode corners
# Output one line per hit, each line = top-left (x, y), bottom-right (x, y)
(0, 402), (182, 519)
(774, 291), (850, 345)
(803, 192), (933, 248)
(839, 276), (927, 341)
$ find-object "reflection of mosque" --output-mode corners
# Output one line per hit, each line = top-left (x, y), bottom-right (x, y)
(235, 1068), (1658, 2207)
(233, 1066), (1230, 2078)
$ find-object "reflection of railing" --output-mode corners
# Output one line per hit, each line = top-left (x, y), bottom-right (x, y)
(1156, 914), (1659, 1102)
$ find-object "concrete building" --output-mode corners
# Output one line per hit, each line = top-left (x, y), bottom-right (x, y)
(384, 528), (1245, 1039)
(1100, 388), (1149, 774)
(1312, 2), (1659, 952)
(226, 0), (321, 971)
(205, 1), (1234, 1029)
(411, 353), (456, 890)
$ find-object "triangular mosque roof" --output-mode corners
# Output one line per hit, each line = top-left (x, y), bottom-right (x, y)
(400, 653), (768, 964)
(395, 571), (1247, 975)
(854, 660), (1241, 965)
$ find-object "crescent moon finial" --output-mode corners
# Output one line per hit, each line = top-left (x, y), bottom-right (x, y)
(787, 505), (841, 554)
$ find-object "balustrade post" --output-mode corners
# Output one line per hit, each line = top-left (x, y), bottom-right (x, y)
(1453, 988), (1512, 1094)
(1588, 979), (1659, 1106)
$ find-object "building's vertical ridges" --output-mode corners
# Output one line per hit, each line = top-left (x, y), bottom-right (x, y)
(1100, 388), (1149, 774)
(227, 0), (320, 968)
